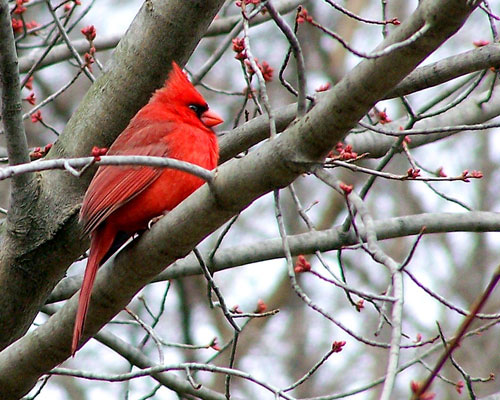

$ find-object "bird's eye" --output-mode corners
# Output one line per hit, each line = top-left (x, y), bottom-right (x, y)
(189, 104), (208, 118)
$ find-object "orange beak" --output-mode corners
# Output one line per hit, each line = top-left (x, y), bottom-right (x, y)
(201, 109), (224, 127)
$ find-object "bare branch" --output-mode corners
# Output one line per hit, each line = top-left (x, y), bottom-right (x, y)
(0, 155), (215, 183)
(0, 0), (38, 235)
(47, 210), (500, 305)
(414, 265), (500, 399)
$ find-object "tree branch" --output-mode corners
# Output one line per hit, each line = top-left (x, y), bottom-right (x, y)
(47, 210), (500, 303)
(92, 328), (235, 400)
(387, 43), (500, 98)
(0, 0), (37, 232)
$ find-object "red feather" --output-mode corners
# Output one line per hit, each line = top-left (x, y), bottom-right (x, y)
(72, 62), (222, 355)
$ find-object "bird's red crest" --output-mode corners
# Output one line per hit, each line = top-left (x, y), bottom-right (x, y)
(152, 62), (207, 110)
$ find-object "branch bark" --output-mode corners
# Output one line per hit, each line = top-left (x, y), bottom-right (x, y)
(46, 211), (500, 304)
(0, 0), (37, 233)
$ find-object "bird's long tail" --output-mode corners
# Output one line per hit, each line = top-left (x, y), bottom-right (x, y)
(72, 224), (116, 356)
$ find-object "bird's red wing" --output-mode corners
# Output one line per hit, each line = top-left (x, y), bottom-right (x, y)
(80, 122), (175, 235)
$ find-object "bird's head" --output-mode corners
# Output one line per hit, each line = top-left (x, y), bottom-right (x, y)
(153, 62), (224, 129)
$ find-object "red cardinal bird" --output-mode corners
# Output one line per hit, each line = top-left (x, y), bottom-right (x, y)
(72, 62), (223, 355)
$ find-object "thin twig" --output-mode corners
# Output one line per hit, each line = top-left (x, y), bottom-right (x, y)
(0, 155), (215, 182)
(241, 1), (277, 138)
(310, 18), (430, 60)
(191, 3), (268, 85)
(124, 307), (164, 364)
(282, 348), (336, 392)
(49, 363), (295, 400)
(274, 189), (394, 349)
(45, 0), (95, 81)
(265, 1), (307, 116)
(314, 168), (404, 400)
(327, 159), (482, 182)
(413, 264), (500, 399)
(358, 119), (500, 136)
(324, 0), (399, 26)
(193, 248), (241, 333)
(225, 331), (239, 399)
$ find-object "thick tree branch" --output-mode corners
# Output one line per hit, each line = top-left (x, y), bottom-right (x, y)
(387, 43), (500, 98)
(0, 0), (480, 398)
(0, 0), (37, 231)
(47, 210), (500, 304)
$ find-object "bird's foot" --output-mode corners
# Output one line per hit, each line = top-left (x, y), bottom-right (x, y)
(147, 213), (168, 229)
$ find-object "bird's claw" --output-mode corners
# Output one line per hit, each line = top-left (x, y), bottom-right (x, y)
(148, 214), (166, 229)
